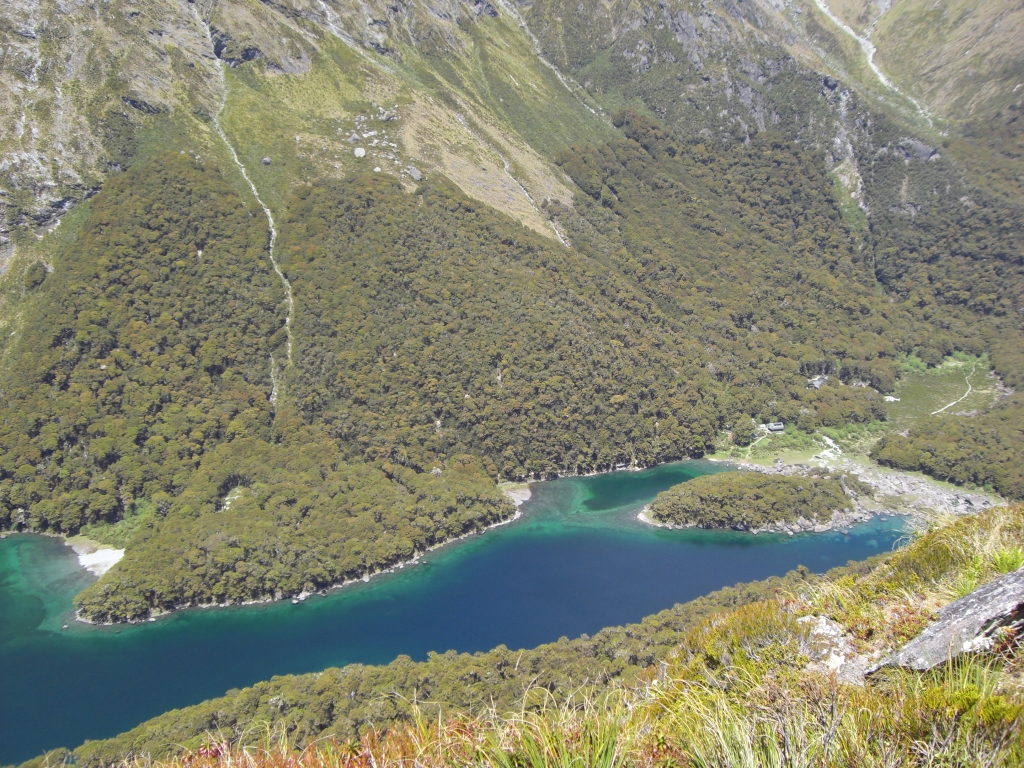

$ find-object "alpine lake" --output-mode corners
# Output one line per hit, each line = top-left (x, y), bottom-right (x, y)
(0, 460), (907, 763)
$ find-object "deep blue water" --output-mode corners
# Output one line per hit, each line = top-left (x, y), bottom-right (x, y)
(0, 461), (906, 763)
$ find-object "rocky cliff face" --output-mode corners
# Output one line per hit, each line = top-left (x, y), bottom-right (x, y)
(882, 566), (1024, 671)
(2, 0), (975, 257)
(0, 0), (220, 238)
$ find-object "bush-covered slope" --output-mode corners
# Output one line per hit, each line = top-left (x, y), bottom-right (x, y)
(646, 471), (852, 530)
(555, 112), (960, 395)
(0, 153), (286, 534)
(0, 153), (515, 622)
(872, 395), (1024, 500)
(280, 174), (713, 476)
(278, 159), (911, 479)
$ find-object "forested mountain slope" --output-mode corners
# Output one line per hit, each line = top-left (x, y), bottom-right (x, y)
(0, 0), (1022, 625)
(3, 0), (1024, 760)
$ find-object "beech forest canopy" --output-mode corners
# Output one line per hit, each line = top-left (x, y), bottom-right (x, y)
(646, 471), (863, 530)
(2, 99), (1024, 620)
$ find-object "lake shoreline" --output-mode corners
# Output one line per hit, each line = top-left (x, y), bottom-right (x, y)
(74, 460), (713, 625)
(75, 498), (527, 627)
(637, 451), (1004, 536)
(66, 537), (124, 577)
(2, 462), (909, 766)
(0, 530), (125, 577)
(17, 451), (1004, 626)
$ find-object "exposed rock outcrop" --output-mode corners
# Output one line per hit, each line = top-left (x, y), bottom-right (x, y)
(879, 567), (1024, 671)
(799, 615), (875, 685)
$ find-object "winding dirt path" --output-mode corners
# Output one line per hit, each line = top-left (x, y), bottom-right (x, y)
(931, 363), (977, 415)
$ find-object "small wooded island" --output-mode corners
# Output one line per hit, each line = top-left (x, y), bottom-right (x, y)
(642, 471), (873, 534)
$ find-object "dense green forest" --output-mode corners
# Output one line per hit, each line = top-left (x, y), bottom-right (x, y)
(553, 112), (983, 394)
(74, 442), (509, 622)
(280, 174), (711, 477)
(55, 559), (877, 766)
(552, 111), (1024, 498)
(5, 111), (1023, 619)
(0, 154), (286, 535)
(0, 154), (513, 622)
(646, 470), (860, 530)
(872, 395), (1024, 500)
(277, 149), (918, 480)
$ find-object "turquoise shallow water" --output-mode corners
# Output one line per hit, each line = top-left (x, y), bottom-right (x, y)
(0, 461), (906, 763)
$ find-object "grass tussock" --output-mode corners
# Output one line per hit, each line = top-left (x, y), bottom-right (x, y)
(808, 504), (1024, 650)
(71, 507), (1024, 768)
(110, 659), (1023, 768)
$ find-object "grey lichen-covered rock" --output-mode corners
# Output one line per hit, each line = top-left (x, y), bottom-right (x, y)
(407, 166), (423, 181)
(880, 567), (1024, 671)
(799, 615), (875, 685)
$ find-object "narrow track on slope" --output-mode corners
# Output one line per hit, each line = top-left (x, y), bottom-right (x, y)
(931, 363), (978, 415)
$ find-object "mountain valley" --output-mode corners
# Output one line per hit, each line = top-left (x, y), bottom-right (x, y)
(2, 0), (1024, 762)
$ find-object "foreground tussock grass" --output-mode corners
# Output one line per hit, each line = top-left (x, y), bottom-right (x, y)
(94, 507), (1024, 767)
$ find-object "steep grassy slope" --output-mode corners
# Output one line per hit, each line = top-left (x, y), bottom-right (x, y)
(0, 0), (608, 248)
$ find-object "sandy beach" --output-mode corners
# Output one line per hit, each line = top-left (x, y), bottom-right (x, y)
(503, 485), (533, 507)
(66, 537), (124, 577)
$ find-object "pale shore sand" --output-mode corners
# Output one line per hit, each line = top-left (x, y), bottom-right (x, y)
(636, 507), (665, 528)
(504, 486), (533, 507)
(66, 537), (124, 577)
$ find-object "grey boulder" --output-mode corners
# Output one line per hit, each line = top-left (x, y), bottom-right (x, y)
(879, 567), (1024, 671)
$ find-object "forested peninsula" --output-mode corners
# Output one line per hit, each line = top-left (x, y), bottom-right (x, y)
(642, 471), (870, 533)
